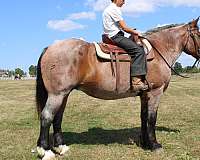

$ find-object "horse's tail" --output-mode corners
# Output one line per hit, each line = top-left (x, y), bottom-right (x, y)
(36, 47), (48, 118)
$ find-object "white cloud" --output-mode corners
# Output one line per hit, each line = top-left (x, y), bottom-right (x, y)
(47, 11), (96, 32)
(47, 19), (86, 32)
(86, 0), (200, 14)
(68, 11), (96, 20)
(85, 0), (110, 11)
(157, 0), (200, 7)
(85, 0), (156, 14)
(123, 0), (156, 14)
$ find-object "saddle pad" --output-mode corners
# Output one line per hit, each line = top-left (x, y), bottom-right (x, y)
(93, 42), (154, 61)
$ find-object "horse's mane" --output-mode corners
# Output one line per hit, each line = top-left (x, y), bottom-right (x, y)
(144, 23), (185, 36)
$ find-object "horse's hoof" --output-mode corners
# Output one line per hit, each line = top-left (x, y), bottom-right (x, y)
(151, 143), (163, 152)
(42, 150), (55, 160)
(154, 147), (164, 154)
(37, 147), (55, 160)
(53, 145), (70, 155)
(37, 147), (45, 158)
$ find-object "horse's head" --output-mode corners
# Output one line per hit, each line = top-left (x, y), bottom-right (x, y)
(183, 17), (200, 60)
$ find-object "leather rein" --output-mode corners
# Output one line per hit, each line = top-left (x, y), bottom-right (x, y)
(144, 24), (200, 78)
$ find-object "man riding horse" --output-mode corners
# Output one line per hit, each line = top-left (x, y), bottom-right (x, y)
(103, 0), (148, 91)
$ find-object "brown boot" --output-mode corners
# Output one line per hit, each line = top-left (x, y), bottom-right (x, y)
(131, 76), (148, 91)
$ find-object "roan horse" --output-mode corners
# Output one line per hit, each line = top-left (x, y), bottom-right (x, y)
(36, 18), (200, 159)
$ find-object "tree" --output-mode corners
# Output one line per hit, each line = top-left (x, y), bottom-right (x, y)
(184, 66), (199, 73)
(29, 65), (36, 77)
(173, 62), (183, 74)
(15, 68), (24, 77)
(8, 70), (15, 77)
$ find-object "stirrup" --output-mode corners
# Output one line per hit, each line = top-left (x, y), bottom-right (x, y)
(131, 79), (148, 91)
(132, 83), (148, 91)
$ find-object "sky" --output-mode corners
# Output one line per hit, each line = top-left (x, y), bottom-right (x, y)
(0, 0), (199, 72)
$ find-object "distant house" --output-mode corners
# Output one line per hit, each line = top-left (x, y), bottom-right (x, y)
(0, 69), (9, 77)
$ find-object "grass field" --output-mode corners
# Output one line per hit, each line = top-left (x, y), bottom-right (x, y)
(0, 75), (200, 160)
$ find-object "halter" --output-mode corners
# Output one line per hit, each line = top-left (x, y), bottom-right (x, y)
(186, 24), (200, 67)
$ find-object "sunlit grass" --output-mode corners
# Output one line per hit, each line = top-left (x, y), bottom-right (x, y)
(0, 75), (200, 160)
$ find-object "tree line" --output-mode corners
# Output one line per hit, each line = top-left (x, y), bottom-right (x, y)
(173, 62), (200, 74)
(5, 65), (37, 77)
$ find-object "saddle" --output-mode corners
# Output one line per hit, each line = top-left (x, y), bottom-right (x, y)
(99, 34), (154, 60)
(100, 35), (127, 54)
(93, 34), (154, 93)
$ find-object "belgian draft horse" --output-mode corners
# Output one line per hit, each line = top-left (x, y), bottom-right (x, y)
(36, 18), (200, 159)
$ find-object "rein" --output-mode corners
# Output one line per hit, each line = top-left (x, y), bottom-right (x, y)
(144, 37), (190, 78)
(192, 59), (200, 68)
(143, 24), (200, 78)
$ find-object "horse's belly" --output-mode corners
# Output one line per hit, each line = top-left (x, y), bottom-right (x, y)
(78, 54), (132, 99)
(78, 86), (136, 100)
(78, 80), (138, 100)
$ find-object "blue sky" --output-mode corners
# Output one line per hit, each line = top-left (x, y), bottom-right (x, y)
(0, 0), (199, 72)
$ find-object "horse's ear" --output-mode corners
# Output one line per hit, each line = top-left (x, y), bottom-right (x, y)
(195, 16), (199, 23)
(190, 17), (199, 26)
(193, 16), (200, 27)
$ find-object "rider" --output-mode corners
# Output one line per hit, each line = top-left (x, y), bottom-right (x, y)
(102, 0), (148, 91)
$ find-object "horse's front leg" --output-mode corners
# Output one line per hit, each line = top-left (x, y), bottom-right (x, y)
(37, 94), (65, 160)
(140, 86), (164, 151)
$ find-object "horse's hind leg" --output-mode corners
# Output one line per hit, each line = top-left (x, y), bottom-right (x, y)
(37, 93), (66, 159)
(140, 87), (164, 151)
(52, 94), (70, 155)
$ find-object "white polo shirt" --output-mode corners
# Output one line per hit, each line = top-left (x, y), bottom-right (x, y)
(102, 3), (123, 38)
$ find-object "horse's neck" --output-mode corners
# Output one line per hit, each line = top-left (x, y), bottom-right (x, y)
(150, 26), (186, 66)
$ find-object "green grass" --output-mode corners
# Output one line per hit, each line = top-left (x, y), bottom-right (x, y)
(0, 75), (200, 160)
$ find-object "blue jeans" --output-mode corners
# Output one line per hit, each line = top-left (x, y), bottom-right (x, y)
(111, 31), (147, 77)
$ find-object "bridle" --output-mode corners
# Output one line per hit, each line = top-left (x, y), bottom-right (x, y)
(145, 23), (200, 78)
(185, 24), (200, 67)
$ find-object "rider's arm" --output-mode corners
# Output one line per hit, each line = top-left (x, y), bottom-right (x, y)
(119, 20), (141, 36)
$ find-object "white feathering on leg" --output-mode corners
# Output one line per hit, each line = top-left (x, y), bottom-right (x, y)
(53, 145), (70, 155)
(36, 147), (55, 160)
(36, 147), (45, 158)
(60, 145), (70, 155)
(42, 150), (55, 160)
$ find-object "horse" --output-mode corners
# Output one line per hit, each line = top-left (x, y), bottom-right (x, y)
(35, 18), (200, 159)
